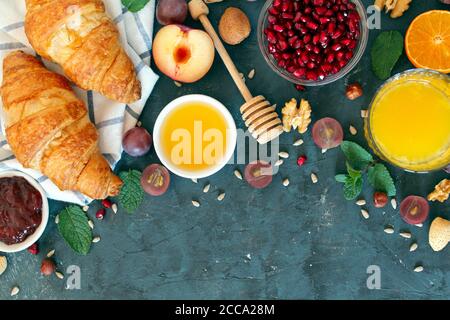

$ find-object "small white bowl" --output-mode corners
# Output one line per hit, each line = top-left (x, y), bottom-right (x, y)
(153, 94), (237, 179)
(0, 170), (49, 253)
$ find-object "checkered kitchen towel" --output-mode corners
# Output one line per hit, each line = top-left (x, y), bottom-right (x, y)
(0, 0), (159, 205)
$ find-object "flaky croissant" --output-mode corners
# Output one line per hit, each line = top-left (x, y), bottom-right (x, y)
(24, 0), (141, 103)
(1, 51), (122, 199)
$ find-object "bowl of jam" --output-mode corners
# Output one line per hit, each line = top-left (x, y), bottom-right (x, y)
(0, 171), (49, 253)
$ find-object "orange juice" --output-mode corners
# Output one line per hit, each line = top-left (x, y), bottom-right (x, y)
(366, 70), (450, 172)
(159, 101), (230, 172)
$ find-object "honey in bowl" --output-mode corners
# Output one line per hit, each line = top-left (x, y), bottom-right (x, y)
(154, 95), (237, 178)
(365, 69), (450, 172)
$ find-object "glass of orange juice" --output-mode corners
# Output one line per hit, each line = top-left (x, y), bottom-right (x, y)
(365, 69), (450, 172)
(153, 95), (237, 179)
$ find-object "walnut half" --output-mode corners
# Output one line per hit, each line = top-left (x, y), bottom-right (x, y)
(428, 179), (450, 203)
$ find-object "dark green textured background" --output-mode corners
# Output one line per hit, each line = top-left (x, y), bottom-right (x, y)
(1, 0), (449, 300)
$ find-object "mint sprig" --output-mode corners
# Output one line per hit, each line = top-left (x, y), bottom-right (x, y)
(117, 170), (144, 213)
(371, 31), (404, 80)
(58, 206), (92, 255)
(121, 0), (150, 13)
(335, 141), (396, 200)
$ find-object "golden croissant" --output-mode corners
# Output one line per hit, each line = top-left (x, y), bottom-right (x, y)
(24, 0), (141, 103)
(1, 51), (123, 199)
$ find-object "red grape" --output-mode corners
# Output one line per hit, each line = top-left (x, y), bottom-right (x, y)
(244, 161), (273, 189)
(312, 117), (343, 149)
(122, 127), (152, 157)
(141, 164), (170, 196)
(156, 0), (187, 25)
(400, 195), (429, 225)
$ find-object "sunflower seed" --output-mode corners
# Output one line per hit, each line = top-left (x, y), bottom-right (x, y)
(10, 286), (19, 296)
(384, 226), (394, 234)
(92, 236), (101, 243)
(136, 121), (142, 127)
(356, 199), (366, 206)
(0, 256), (7, 276)
(55, 272), (64, 280)
(274, 159), (284, 167)
(203, 184), (211, 193)
(321, 149), (327, 154)
(282, 178), (290, 187)
(234, 170), (242, 180)
(46, 249), (55, 258)
(415, 223), (423, 228)
(278, 151), (289, 159)
(192, 200), (200, 207)
(248, 69), (255, 79)
(55, 215), (59, 224)
(191, 178), (198, 184)
(88, 220), (94, 229)
(217, 193), (225, 201)
(409, 242), (418, 252)
(414, 265), (424, 273)
(360, 209), (369, 219)
(400, 231), (412, 239)
(349, 125), (357, 135)
(311, 173), (318, 184)
(361, 109), (368, 118)
(174, 81), (182, 87)
(293, 138), (304, 146)
(111, 203), (118, 214)
(82, 206), (89, 212)
(391, 198), (397, 209)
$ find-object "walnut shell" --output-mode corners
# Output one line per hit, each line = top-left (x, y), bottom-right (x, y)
(219, 7), (251, 45)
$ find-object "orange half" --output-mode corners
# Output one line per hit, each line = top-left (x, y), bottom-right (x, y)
(405, 10), (450, 74)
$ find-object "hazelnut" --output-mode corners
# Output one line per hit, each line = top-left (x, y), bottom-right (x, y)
(40, 258), (56, 276)
(373, 192), (388, 208)
(219, 7), (251, 45)
(345, 82), (363, 100)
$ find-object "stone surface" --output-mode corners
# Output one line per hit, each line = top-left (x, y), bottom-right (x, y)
(1, 0), (449, 299)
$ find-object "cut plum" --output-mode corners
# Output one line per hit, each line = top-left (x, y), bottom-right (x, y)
(141, 164), (170, 196)
(244, 161), (273, 189)
(312, 117), (343, 149)
(122, 127), (152, 157)
(399, 195), (429, 225)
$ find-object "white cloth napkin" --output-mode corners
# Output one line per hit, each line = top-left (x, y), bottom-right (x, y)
(0, 0), (159, 205)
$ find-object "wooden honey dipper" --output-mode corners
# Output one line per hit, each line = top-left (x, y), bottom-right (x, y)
(188, 0), (283, 144)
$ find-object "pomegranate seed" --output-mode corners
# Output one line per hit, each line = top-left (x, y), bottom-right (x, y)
(268, 7), (279, 15)
(326, 52), (335, 63)
(294, 12), (302, 22)
(307, 61), (316, 69)
(306, 70), (318, 80)
(96, 208), (106, 220)
(293, 68), (306, 78)
(313, 46), (320, 54)
(338, 60), (348, 68)
(348, 40), (357, 49)
(304, 34), (312, 43)
(300, 52), (310, 63)
(312, 34), (320, 44)
(345, 51), (354, 60)
(281, 2), (290, 12)
(319, 17), (331, 24)
(313, 0), (324, 6)
(282, 13), (294, 19)
(341, 39), (351, 46)
(268, 15), (277, 24)
(316, 6), (327, 15)
(295, 84), (306, 91)
(273, 0), (281, 7)
(327, 22), (336, 34)
(267, 31), (277, 43)
(102, 199), (112, 208)
(336, 51), (345, 60)
(331, 29), (343, 39)
(27, 243), (39, 255)
(325, 9), (334, 16)
(306, 21), (319, 30)
(331, 43), (342, 51)
(273, 25), (284, 32)
(282, 52), (291, 60)
(304, 7), (313, 14)
(278, 59), (287, 68)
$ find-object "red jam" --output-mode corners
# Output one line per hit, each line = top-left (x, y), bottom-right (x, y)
(0, 177), (42, 245)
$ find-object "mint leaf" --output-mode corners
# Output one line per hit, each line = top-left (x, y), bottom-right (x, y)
(335, 174), (347, 183)
(121, 0), (150, 12)
(118, 170), (144, 213)
(346, 162), (362, 179)
(58, 206), (92, 255)
(343, 175), (363, 200)
(340, 141), (373, 171)
(371, 31), (404, 80)
(368, 163), (396, 196)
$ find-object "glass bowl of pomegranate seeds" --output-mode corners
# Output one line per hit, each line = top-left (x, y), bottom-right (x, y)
(258, 0), (368, 86)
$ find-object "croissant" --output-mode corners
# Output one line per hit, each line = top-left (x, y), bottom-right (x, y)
(1, 51), (123, 199)
(24, 0), (141, 103)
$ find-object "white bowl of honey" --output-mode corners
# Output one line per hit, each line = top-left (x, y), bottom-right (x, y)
(153, 94), (237, 179)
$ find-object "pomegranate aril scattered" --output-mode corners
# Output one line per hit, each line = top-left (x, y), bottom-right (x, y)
(96, 208), (106, 220)
(297, 155), (308, 167)
(101, 199), (112, 208)
(295, 84), (306, 91)
(27, 243), (39, 255)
